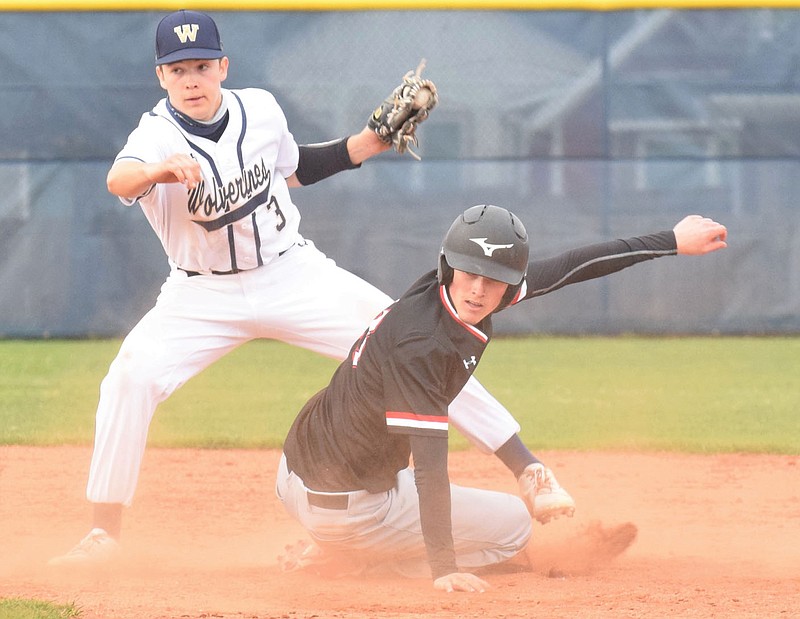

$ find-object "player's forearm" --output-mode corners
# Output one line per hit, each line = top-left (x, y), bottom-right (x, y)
(294, 138), (361, 186)
(291, 130), (391, 187)
(106, 161), (161, 199)
(347, 127), (392, 164)
(410, 435), (458, 579)
(107, 154), (201, 198)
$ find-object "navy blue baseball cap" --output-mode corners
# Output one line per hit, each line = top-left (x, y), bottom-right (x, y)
(155, 9), (224, 65)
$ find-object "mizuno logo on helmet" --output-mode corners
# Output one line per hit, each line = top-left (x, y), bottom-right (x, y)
(469, 238), (514, 257)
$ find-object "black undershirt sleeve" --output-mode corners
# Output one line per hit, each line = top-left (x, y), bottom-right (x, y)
(522, 230), (678, 301)
(294, 137), (361, 186)
(409, 433), (457, 580)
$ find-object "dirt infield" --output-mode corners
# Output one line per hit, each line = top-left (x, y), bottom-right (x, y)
(1, 446), (798, 619)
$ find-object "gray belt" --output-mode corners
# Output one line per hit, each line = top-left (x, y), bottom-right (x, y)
(306, 491), (349, 510)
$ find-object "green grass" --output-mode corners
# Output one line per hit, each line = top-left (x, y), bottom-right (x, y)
(1, 336), (798, 454)
(0, 599), (81, 619)
(0, 338), (337, 448)
(471, 336), (800, 453)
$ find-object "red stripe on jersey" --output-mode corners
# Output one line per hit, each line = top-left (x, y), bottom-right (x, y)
(438, 286), (489, 343)
(387, 411), (448, 424)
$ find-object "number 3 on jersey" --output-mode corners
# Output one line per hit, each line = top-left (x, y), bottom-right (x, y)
(265, 194), (286, 231)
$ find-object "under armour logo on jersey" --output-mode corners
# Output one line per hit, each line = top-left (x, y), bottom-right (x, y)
(470, 237), (514, 257)
(174, 23), (200, 44)
(463, 356), (477, 370)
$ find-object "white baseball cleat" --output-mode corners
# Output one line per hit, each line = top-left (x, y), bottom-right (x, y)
(518, 463), (576, 524)
(47, 528), (120, 567)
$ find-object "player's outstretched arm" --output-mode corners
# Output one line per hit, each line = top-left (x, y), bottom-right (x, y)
(433, 571), (490, 593)
(107, 154), (203, 198)
(285, 129), (392, 189)
(673, 215), (728, 255)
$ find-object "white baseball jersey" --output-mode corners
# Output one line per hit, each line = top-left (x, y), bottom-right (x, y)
(114, 88), (301, 274)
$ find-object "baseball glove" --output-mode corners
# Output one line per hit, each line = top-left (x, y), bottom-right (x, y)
(367, 59), (438, 161)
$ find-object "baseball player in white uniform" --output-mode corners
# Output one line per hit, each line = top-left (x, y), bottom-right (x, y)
(49, 9), (574, 566)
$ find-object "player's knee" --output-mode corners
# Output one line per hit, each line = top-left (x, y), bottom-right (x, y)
(104, 347), (171, 394)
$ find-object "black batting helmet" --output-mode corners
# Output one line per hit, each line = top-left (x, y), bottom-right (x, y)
(438, 204), (529, 308)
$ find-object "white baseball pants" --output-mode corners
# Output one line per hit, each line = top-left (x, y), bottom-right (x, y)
(275, 454), (531, 577)
(87, 240), (521, 506)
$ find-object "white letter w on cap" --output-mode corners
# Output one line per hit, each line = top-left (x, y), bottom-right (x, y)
(174, 24), (199, 43)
